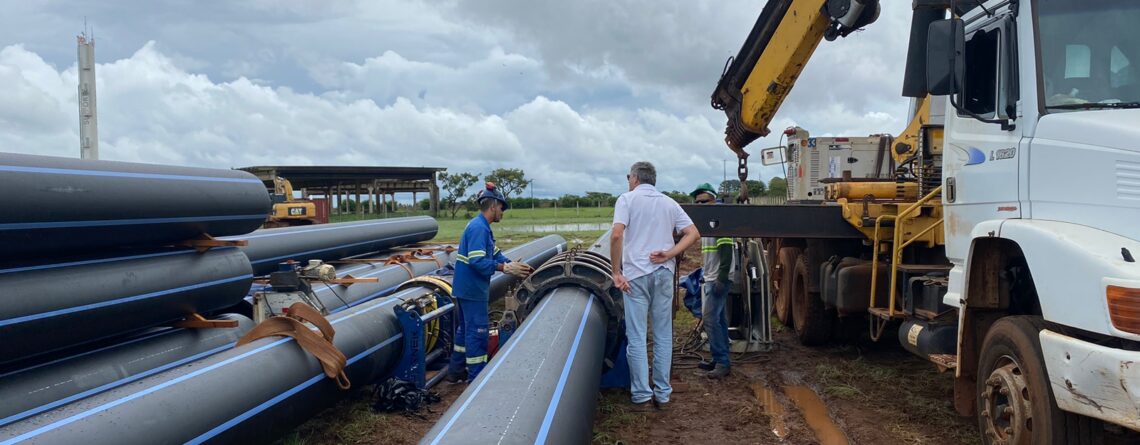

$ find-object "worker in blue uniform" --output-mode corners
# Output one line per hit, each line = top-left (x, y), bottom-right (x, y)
(446, 182), (534, 382)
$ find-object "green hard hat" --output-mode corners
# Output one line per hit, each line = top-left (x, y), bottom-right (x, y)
(690, 182), (717, 198)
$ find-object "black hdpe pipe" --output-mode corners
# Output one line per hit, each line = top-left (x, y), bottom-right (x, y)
(314, 234), (565, 313)
(423, 232), (614, 445)
(314, 250), (454, 314)
(227, 217), (439, 276)
(0, 236), (565, 445)
(0, 153), (270, 259)
(0, 314), (254, 428)
(0, 248), (254, 364)
(1, 245), (475, 430)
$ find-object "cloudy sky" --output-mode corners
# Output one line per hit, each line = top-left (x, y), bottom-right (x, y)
(0, 1), (913, 198)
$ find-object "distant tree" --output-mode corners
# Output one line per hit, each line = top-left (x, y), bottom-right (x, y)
(720, 179), (767, 200)
(509, 197), (540, 209)
(719, 179), (741, 196)
(439, 171), (479, 218)
(558, 194), (582, 208)
(746, 180), (767, 197)
(584, 191), (616, 207)
(484, 168), (529, 201)
(418, 199), (431, 211)
(768, 177), (788, 198)
(664, 190), (692, 204)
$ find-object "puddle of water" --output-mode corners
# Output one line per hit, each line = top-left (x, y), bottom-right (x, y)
(783, 385), (850, 445)
(503, 223), (609, 233)
(751, 384), (790, 439)
(751, 383), (849, 445)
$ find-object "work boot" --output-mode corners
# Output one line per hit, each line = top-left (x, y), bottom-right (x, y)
(630, 399), (653, 412)
(705, 364), (730, 379)
(697, 360), (715, 371)
(444, 371), (467, 384)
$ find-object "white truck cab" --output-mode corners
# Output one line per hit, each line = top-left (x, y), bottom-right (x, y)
(938, 0), (1140, 435)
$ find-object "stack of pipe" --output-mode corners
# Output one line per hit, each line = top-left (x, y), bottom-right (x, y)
(0, 153), (440, 364)
(0, 153), (455, 443)
(0, 154), (271, 364)
(0, 236), (566, 444)
(423, 232), (613, 445)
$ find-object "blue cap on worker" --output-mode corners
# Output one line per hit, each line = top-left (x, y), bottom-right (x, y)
(476, 181), (510, 210)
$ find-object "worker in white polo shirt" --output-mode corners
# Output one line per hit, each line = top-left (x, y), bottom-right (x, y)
(611, 161), (700, 410)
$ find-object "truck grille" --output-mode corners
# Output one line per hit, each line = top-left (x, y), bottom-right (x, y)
(1117, 160), (1140, 201)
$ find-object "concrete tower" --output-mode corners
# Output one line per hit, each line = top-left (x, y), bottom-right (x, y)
(77, 31), (98, 160)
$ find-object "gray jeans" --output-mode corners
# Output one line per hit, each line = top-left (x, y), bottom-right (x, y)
(623, 266), (674, 403)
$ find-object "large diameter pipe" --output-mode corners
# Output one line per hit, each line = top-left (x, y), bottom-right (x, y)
(0, 153), (270, 259)
(0, 236), (565, 445)
(0, 248), (254, 364)
(0, 314), (255, 428)
(228, 217), (439, 276)
(314, 251), (454, 314)
(314, 234), (564, 313)
(423, 232), (611, 445)
(424, 288), (605, 444)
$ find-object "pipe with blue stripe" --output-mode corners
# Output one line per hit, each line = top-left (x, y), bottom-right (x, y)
(422, 232), (613, 445)
(0, 247), (254, 364)
(0, 236), (565, 445)
(0, 314), (255, 428)
(0, 153), (270, 260)
(230, 217), (440, 276)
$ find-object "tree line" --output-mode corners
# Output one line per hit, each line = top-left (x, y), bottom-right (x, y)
(432, 168), (789, 217)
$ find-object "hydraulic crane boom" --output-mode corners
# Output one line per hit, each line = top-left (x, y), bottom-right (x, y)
(710, 0), (881, 154)
(709, 1), (983, 201)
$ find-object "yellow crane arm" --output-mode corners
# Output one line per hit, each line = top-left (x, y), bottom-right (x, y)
(711, 0), (881, 154)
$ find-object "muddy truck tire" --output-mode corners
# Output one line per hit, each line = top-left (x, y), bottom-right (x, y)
(775, 246), (802, 327)
(976, 316), (1104, 445)
(791, 253), (834, 346)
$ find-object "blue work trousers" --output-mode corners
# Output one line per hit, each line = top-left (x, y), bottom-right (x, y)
(702, 281), (731, 368)
(448, 298), (489, 380)
(624, 267), (674, 404)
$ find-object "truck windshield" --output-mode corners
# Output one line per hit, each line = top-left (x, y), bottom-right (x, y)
(1037, 0), (1140, 111)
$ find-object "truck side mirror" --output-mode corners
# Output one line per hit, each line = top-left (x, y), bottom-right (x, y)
(926, 19), (964, 96)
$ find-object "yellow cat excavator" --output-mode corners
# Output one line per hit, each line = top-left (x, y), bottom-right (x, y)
(265, 177), (318, 227)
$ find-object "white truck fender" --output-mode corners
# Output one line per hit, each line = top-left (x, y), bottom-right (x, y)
(981, 219), (1140, 339)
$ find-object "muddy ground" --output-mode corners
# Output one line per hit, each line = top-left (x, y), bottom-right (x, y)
(285, 244), (980, 445)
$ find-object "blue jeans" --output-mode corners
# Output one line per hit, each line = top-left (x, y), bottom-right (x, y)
(702, 282), (730, 368)
(624, 267), (674, 403)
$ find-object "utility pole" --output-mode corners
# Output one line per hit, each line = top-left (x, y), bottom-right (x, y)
(77, 25), (98, 160)
(722, 159), (728, 194)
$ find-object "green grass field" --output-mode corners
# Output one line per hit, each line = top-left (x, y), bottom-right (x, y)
(329, 206), (613, 249)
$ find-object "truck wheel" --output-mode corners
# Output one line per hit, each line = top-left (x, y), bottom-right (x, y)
(977, 316), (1103, 445)
(775, 247), (802, 327)
(791, 253), (832, 345)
